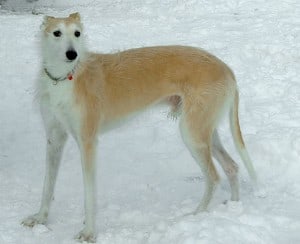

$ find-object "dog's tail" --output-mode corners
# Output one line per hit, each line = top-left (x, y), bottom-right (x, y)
(230, 90), (257, 183)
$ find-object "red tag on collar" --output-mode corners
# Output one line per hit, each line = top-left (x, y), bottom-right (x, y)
(68, 74), (73, 80)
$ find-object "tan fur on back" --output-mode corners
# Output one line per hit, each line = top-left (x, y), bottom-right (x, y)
(74, 46), (236, 142)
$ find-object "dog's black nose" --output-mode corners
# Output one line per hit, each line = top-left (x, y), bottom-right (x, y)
(66, 50), (77, 61)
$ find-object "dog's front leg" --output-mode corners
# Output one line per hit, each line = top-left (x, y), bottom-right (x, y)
(75, 139), (96, 243)
(22, 117), (67, 227)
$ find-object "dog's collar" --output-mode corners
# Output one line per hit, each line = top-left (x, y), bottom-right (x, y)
(44, 67), (75, 85)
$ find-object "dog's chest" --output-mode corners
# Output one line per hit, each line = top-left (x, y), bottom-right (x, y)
(40, 79), (80, 131)
(48, 82), (73, 109)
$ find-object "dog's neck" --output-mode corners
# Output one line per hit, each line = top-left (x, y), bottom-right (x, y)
(43, 59), (79, 85)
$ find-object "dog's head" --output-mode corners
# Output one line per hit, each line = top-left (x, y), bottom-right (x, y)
(41, 13), (85, 70)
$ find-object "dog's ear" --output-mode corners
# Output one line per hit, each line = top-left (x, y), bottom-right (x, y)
(44, 15), (55, 22)
(43, 15), (55, 25)
(40, 15), (54, 30)
(69, 12), (81, 21)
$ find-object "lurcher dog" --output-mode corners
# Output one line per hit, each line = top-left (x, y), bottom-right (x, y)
(22, 13), (257, 242)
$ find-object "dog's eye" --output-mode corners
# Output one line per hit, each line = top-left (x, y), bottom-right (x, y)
(74, 31), (81, 37)
(53, 30), (61, 37)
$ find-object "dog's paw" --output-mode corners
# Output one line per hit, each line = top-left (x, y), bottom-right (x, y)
(21, 213), (47, 227)
(75, 228), (96, 243)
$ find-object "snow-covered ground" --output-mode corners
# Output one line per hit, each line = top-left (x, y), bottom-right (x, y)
(1, 0), (300, 243)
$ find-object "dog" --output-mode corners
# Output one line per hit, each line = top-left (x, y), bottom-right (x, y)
(22, 12), (257, 242)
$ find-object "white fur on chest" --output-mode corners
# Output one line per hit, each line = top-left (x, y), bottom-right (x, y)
(38, 75), (81, 134)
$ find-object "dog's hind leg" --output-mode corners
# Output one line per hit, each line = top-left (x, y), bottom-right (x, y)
(179, 107), (220, 213)
(22, 114), (67, 227)
(212, 131), (239, 201)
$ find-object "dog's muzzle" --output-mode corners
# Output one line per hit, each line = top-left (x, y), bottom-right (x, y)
(66, 50), (77, 61)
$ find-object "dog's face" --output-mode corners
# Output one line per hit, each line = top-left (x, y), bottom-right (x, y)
(41, 13), (85, 68)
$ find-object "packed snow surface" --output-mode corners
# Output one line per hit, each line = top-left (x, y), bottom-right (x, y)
(1, 0), (300, 243)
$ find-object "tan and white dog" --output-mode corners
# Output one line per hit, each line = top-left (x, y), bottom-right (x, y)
(22, 13), (257, 242)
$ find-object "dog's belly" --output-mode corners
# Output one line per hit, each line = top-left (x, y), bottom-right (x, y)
(100, 104), (153, 133)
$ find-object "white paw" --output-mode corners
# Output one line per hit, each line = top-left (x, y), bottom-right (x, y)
(225, 200), (244, 214)
(21, 213), (47, 227)
(75, 229), (96, 243)
(193, 203), (208, 214)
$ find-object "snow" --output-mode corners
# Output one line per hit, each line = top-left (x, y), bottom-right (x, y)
(1, 0), (300, 243)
